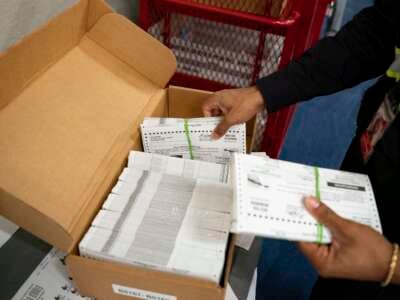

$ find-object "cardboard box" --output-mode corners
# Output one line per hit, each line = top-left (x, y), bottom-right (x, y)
(0, 1), (255, 299)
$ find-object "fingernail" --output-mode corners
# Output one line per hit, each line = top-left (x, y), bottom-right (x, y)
(211, 132), (220, 140)
(305, 197), (320, 209)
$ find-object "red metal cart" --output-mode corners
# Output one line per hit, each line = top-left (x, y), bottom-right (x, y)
(139, 0), (332, 157)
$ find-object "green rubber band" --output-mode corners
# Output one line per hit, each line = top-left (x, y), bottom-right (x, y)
(314, 167), (323, 244)
(184, 119), (194, 160)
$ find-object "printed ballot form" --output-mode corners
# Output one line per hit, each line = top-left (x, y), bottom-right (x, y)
(79, 152), (232, 283)
(141, 117), (246, 164)
(231, 153), (382, 243)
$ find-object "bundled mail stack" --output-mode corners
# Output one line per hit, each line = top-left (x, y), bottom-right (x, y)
(140, 117), (246, 164)
(230, 153), (382, 243)
(79, 152), (232, 283)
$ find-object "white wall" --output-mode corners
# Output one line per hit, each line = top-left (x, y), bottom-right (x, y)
(0, 0), (138, 52)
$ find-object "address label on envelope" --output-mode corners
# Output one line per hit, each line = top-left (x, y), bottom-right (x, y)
(112, 284), (177, 300)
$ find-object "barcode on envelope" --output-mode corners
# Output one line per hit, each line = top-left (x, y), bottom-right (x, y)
(24, 284), (44, 300)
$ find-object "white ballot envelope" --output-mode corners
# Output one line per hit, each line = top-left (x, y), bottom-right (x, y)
(140, 117), (246, 164)
(231, 153), (382, 243)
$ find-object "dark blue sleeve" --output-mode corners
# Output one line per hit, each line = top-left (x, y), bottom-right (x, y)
(256, 0), (399, 112)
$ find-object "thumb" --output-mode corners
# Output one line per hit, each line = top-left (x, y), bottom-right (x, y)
(304, 197), (347, 236)
(212, 116), (235, 139)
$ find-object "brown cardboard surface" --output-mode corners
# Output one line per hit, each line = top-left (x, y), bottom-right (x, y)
(67, 254), (225, 300)
(67, 87), (233, 300)
(69, 89), (170, 254)
(0, 1), (251, 298)
(0, 0), (177, 252)
(0, 0), (88, 111)
(87, 14), (176, 88)
(168, 85), (212, 118)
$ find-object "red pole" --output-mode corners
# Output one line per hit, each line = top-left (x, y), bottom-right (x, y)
(162, 12), (171, 48)
(262, 0), (332, 158)
(261, 11), (301, 158)
(139, 0), (152, 29)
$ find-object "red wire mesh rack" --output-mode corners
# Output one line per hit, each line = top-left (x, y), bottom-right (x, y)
(261, 0), (333, 156)
(139, 0), (329, 157)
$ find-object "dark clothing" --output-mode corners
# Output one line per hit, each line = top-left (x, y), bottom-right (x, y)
(257, 1), (399, 111)
(341, 76), (399, 244)
(312, 79), (400, 300)
(311, 276), (399, 300)
(256, 0), (400, 298)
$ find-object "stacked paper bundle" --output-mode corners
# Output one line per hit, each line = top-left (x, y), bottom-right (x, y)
(231, 153), (382, 243)
(141, 117), (246, 164)
(79, 152), (232, 282)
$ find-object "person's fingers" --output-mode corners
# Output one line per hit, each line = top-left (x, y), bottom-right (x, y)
(211, 108), (222, 116)
(202, 94), (222, 117)
(298, 241), (320, 257)
(204, 111), (212, 117)
(304, 197), (348, 237)
(298, 242), (330, 275)
(202, 103), (216, 117)
(212, 116), (236, 139)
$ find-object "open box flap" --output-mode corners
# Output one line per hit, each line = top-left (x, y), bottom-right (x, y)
(0, 0), (177, 252)
(87, 13), (177, 88)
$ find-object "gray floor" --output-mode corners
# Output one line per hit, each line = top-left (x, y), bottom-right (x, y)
(0, 0), (138, 52)
(0, 0), (76, 52)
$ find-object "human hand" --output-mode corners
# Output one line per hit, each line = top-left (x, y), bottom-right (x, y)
(298, 197), (393, 283)
(201, 86), (264, 139)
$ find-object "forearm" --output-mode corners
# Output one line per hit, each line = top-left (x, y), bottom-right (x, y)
(257, 0), (399, 112)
